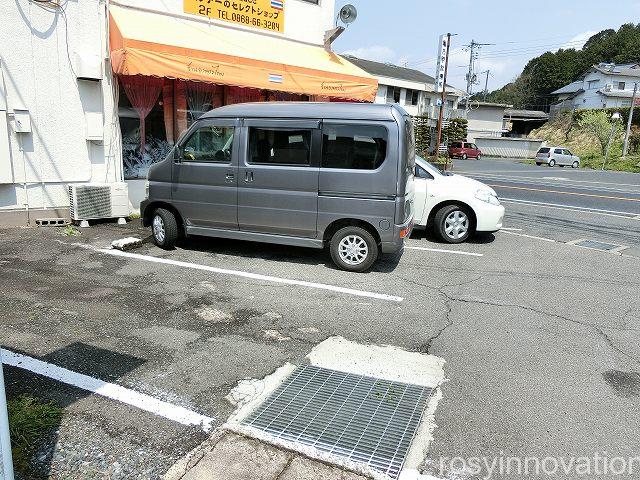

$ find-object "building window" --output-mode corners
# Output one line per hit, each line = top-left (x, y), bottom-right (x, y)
(248, 128), (312, 166)
(446, 99), (454, 109)
(405, 89), (420, 106)
(621, 101), (632, 107)
(322, 124), (387, 170)
(386, 86), (401, 104)
(619, 82), (626, 90)
(588, 80), (600, 90)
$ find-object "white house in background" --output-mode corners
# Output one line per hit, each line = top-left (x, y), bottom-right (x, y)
(459, 101), (512, 142)
(551, 63), (640, 113)
(343, 55), (465, 120)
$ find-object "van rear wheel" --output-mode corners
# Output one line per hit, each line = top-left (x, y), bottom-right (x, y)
(151, 208), (178, 250)
(330, 226), (378, 272)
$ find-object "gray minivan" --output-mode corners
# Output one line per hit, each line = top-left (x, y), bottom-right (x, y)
(141, 102), (415, 272)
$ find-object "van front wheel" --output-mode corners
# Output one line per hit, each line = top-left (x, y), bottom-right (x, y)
(330, 226), (378, 272)
(151, 208), (178, 250)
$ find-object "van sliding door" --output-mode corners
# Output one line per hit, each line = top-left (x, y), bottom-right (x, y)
(238, 119), (320, 238)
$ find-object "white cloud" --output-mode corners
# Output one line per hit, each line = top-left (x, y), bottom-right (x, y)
(558, 31), (598, 51)
(342, 45), (396, 63)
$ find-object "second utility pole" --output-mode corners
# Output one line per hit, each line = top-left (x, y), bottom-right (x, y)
(622, 82), (638, 160)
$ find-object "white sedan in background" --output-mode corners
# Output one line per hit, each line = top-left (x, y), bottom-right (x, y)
(413, 156), (505, 243)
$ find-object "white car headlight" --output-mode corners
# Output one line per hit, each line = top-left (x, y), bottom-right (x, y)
(145, 180), (150, 198)
(475, 189), (501, 206)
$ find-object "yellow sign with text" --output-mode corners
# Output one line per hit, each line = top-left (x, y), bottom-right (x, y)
(184, 0), (284, 33)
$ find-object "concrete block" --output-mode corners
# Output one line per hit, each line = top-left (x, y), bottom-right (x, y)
(181, 433), (291, 480)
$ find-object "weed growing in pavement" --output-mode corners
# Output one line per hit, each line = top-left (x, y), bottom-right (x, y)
(7, 395), (63, 474)
(129, 213), (141, 220)
(60, 225), (80, 237)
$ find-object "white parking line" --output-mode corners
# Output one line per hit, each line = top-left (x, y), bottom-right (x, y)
(85, 246), (404, 303)
(1, 348), (214, 431)
(501, 198), (639, 220)
(406, 246), (483, 257)
(500, 230), (556, 243)
(500, 227), (523, 231)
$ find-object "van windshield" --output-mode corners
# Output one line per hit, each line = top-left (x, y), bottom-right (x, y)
(405, 117), (416, 174)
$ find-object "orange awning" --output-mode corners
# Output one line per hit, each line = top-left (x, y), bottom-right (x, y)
(109, 5), (377, 102)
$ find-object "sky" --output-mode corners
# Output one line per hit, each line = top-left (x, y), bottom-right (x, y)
(334, 0), (640, 93)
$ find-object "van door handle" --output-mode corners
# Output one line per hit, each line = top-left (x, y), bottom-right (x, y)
(225, 173), (235, 181)
(244, 171), (254, 183)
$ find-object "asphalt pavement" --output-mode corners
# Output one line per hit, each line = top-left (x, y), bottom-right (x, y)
(455, 158), (640, 256)
(2, 219), (640, 479)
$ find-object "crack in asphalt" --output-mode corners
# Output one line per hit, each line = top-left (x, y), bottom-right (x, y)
(399, 274), (640, 364)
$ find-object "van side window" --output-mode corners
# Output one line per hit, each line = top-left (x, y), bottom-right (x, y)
(248, 128), (311, 166)
(182, 126), (234, 163)
(322, 124), (387, 170)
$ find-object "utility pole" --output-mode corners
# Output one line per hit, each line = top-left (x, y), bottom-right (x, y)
(464, 41), (493, 113)
(622, 82), (638, 159)
(479, 70), (490, 101)
(435, 33), (452, 167)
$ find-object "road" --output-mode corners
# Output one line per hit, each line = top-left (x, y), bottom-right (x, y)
(455, 158), (640, 256)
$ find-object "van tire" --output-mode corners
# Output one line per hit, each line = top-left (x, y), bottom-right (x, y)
(548, 159), (556, 167)
(329, 226), (379, 273)
(151, 208), (178, 250)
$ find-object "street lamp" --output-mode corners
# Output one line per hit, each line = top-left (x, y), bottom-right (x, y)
(602, 112), (622, 171)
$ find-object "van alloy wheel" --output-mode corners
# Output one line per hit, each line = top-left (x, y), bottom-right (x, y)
(338, 235), (369, 266)
(153, 215), (166, 243)
(151, 208), (178, 250)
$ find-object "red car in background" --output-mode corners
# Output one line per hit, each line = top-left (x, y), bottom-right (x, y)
(449, 141), (482, 160)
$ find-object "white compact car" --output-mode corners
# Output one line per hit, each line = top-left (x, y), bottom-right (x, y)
(535, 147), (581, 168)
(413, 156), (505, 243)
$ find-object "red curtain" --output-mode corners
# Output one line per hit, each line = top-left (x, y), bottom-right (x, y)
(225, 86), (263, 105)
(120, 75), (164, 156)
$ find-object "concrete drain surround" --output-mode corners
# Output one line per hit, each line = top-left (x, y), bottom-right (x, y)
(241, 365), (432, 479)
(572, 239), (627, 252)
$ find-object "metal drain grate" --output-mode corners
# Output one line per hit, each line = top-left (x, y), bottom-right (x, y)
(242, 365), (432, 479)
(574, 240), (623, 251)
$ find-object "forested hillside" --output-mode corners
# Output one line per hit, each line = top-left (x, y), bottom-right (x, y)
(479, 24), (640, 110)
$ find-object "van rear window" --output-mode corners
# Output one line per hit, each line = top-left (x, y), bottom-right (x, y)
(451, 142), (463, 148)
(538, 148), (550, 153)
(322, 124), (387, 170)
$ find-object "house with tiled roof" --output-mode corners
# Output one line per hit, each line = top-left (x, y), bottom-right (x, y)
(551, 63), (640, 114)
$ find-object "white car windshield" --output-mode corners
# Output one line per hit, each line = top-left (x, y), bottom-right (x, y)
(415, 156), (445, 177)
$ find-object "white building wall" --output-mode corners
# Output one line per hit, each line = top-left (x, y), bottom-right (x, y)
(118, 0), (335, 45)
(467, 107), (507, 141)
(0, 0), (120, 218)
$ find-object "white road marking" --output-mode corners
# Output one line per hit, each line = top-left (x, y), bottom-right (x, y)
(500, 227), (523, 231)
(406, 246), (483, 257)
(501, 198), (639, 220)
(1, 348), (214, 431)
(500, 230), (556, 243)
(80, 245), (404, 303)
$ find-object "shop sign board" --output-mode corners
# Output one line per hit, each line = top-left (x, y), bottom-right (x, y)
(184, 0), (285, 33)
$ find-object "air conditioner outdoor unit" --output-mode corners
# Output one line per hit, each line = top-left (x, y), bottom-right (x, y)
(68, 183), (129, 221)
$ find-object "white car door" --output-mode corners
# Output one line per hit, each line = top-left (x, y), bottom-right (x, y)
(414, 163), (435, 225)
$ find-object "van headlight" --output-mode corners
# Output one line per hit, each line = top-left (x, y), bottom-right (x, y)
(475, 189), (500, 206)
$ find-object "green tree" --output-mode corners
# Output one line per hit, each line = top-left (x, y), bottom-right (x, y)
(577, 110), (622, 155)
(443, 118), (468, 143)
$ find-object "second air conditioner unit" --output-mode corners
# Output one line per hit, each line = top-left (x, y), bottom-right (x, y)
(68, 183), (129, 221)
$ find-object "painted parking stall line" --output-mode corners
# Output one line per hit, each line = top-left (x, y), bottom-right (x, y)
(405, 246), (483, 257)
(1, 348), (214, 432)
(90, 246), (404, 303)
